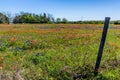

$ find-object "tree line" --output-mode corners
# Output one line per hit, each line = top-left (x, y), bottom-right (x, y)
(0, 12), (120, 24)
(0, 12), (68, 24)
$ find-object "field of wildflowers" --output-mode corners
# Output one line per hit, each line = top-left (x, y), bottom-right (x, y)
(0, 24), (120, 80)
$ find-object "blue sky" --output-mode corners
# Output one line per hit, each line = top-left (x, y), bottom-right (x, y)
(0, 0), (120, 21)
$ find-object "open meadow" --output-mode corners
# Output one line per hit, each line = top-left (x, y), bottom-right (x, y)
(0, 24), (120, 80)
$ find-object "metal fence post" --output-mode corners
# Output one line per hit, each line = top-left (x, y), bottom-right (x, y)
(94, 17), (110, 76)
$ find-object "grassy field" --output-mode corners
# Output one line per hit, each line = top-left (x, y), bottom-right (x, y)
(0, 24), (120, 80)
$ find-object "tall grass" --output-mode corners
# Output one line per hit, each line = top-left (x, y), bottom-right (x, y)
(0, 24), (120, 80)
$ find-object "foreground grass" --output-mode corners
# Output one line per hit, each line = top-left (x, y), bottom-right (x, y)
(0, 24), (120, 80)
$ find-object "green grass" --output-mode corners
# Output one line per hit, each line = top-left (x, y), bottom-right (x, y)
(0, 24), (120, 80)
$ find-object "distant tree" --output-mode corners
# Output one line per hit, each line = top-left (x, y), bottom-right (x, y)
(12, 12), (55, 24)
(62, 18), (68, 23)
(114, 20), (120, 24)
(13, 15), (23, 23)
(0, 12), (9, 24)
(4, 12), (13, 24)
(33, 14), (41, 23)
(47, 14), (55, 23)
(43, 13), (47, 23)
(56, 18), (61, 23)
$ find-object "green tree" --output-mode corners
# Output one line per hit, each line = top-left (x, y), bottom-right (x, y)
(13, 15), (23, 23)
(62, 18), (68, 23)
(12, 12), (55, 24)
(4, 12), (13, 24)
(56, 18), (61, 23)
(0, 12), (9, 24)
(114, 20), (120, 24)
